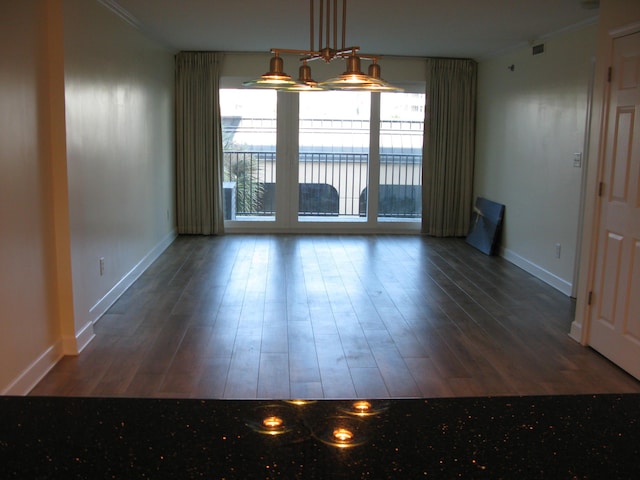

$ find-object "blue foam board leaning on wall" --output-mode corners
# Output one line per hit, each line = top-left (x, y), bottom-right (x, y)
(465, 197), (505, 256)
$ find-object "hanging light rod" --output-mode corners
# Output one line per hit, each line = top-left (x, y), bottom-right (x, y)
(243, 0), (402, 92)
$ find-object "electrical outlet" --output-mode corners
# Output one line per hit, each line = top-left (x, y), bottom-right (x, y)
(99, 257), (105, 276)
(555, 244), (561, 259)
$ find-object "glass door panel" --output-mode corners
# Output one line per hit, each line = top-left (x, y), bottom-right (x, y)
(377, 93), (425, 222)
(298, 91), (371, 221)
(220, 89), (277, 221)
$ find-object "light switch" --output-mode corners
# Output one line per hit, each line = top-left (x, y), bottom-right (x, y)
(573, 152), (582, 168)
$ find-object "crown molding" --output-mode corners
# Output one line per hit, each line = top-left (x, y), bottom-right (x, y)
(478, 15), (598, 62)
(96, 0), (143, 30)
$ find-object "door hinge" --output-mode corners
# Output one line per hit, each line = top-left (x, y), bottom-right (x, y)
(598, 181), (604, 196)
(607, 66), (612, 82)
(587, 291), (593, 306)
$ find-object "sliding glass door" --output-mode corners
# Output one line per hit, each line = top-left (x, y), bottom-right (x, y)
(220, 88), (424, 232)
(298, 91), (370, 221)
(220, 89), (277, 222)
(377, 92), (424, 222)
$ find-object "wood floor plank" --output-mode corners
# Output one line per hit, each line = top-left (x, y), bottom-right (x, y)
(290, 381), (324, 399)
(196, 357), (231, 398)
(29, 234), (640, 400)
(404, 357), (455, 398)
(315, 334), (357, 399)
(350, 367), (390, 398)
(370, 346), (422, 397)
(122, 372), (165, 397)
(223, 333), (261, 398)
(288, 347), (321, 384)
(260, 320), (288, 353)
(257, 352), (290, 399)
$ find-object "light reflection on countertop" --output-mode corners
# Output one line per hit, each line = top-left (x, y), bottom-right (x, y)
(1, 394), (639, 478)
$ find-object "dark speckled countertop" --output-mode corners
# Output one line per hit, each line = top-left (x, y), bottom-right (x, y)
(1, 394), (639, 479)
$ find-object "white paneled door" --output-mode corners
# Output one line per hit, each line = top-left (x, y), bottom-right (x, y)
(588, 30), (640, 380)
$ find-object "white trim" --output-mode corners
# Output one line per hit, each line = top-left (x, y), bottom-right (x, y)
(536, 16), (599, 43)
(95, 0), (174, 51)
(75, 321), (96, 352)
(609, 21), (640, 38)
(1, 232), (177, 396)
(478, 16), (599, 61)
(569, 320), (584, 344)
(571, 55), (597, 298)
(61, 320), (96, 356)
(367, 93), (382, 223)
(89, 230), (177, 323)
(500, 247), (573, 296)
(1, 340), (64, 396)
(96, 0), (143, 30)
(573, 22), (640, 347)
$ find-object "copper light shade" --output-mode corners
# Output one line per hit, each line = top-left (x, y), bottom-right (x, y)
(278, 61), (325, 92)
(243, 0), (402, 92)
(242, 54), (297, 88)
(365, 59), (403, 92)
(317, 54), (384, 89)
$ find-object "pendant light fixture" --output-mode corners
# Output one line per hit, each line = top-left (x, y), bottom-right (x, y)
(242, 53), (297, 88)
(243, 0), (402, 92)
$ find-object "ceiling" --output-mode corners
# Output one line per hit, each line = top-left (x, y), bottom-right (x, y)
(106, 0), (600, 60)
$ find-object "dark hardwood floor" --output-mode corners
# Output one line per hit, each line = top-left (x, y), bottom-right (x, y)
(31, 234), (640, 399)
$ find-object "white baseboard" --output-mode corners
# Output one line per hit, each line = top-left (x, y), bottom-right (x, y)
(569, 320), (585, 344)
(4, 322), (96, 396)
(2, 340), (64, 396)
(500, 247), (573, 296)
(2, 231), (177, 396)
(89, 230), (177, 323)
(61, 320), (96, 355)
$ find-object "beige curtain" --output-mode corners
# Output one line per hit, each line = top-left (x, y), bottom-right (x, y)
(175, 52), (224, 235)
(422, 58), (477, 237)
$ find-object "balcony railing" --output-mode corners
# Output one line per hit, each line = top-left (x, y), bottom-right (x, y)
(223, 151), (422, 219)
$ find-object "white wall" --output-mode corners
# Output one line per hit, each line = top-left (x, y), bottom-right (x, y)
(0, 0), (176, 395)
(474, 24), (597, 295)
(64, 0), (176, 336)
(0, 0), (63, 394)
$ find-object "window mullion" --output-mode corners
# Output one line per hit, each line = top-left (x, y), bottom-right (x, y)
(275, 91), (299, 228)
(367, 92), (381, 223)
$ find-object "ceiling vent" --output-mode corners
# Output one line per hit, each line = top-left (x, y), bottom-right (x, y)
(532, 44), (545, 55)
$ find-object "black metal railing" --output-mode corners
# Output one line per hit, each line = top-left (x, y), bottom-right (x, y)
(223, 151), (421, 218)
